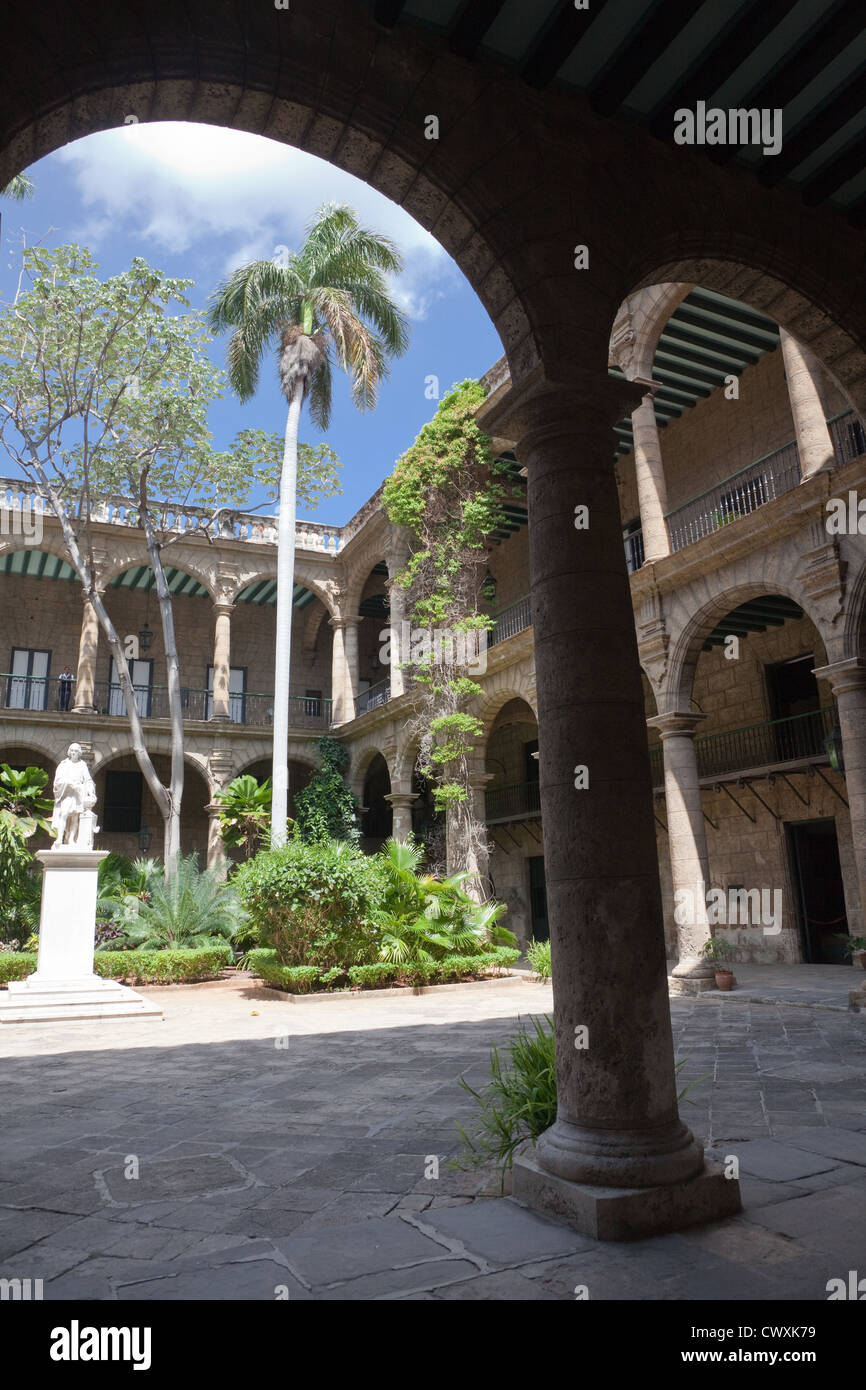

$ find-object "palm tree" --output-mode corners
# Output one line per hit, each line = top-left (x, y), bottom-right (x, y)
(209, 203), (409, 846)
(2, 173), (35, 200)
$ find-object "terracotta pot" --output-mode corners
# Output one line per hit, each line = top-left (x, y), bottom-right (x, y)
(715, 969), (734, 991)
(857, 952), (866, 971)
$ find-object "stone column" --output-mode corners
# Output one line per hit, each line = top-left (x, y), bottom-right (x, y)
(483, 375), (737, 1237)
(330, 619), (349, 724)
(384, 790), (419, 839)
(780, 329), (835, 479)
(205, 800), (228, 876)
(813, 658), (866, 934)
(72, 591), (101, 714)
(647, 711), (716, 992)
(631, 390), (670, 562)
(343, 615), (361, 713)
(210, 602), (234, 722)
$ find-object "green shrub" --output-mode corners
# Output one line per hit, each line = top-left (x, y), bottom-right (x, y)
(370, 838), (515, 963)
(233, 838), (381, 969)
(0, 952), (38, 986)
(0, 946), (232, 987)
(93, 946), (232, 984)
(455, 1014), (557, 1181)
(526, 938), (552, 980)
(243, 951), (322, 993)
(245, 946), (519, 993)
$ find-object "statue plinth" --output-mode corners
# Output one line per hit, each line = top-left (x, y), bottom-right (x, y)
(0, 849), (162, 1025)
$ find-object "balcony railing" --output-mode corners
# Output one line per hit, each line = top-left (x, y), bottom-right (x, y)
(0, 478), (344, 553)
(488, 594), (532, 647)
(355, 679), (391, 717)
(1, 676), (331, 728)
(648, 706), (837, 787)
(485, 779), (541, 822)
(663, 410), (863, 556)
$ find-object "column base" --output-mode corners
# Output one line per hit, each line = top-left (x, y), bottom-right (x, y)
(513, 1150), (741, 1242)
(70, 705), (97, 715)
(669, 974), (718, 995)
(0, 974), (163, 1024)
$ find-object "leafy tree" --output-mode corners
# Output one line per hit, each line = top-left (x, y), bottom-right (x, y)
(293, 737), (361, 844)
(215, 774), (276, 860)
(382, 380), (519, 890)
(209, 202), (409, 847)
(0, 764), (53, 941)
(0, 244), (342, 870)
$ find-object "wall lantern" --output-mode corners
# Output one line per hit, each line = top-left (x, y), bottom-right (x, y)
(138, 824), (153, 852)
(481, 572), (497, 601)
(825, 725), (845, 775)
(138, 626), (154, 653)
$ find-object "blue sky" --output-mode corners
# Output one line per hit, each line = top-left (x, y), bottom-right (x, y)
(0, 122), (502, 526)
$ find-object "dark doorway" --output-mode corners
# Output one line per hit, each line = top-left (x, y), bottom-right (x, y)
(787, 818), (849, 963)
(361, 753), (392, 849)
(766, 654), (823, 759)
(528, 855), (548, 943)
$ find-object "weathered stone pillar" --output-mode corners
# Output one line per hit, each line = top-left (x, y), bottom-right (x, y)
(780, 329), (835, 479)
(647, 711), (715, 992)
(384, 790), (419, 839)
(813, 657), (866, 934)
(210, 601), (234, 722)
(343, 615), (361, 715)
(205, 800), (228, 875)
(72, 591), (101, 713)
(483, 373), (738, 1237)
(631, 390), (670, 562)
(330, 619), (349, 724)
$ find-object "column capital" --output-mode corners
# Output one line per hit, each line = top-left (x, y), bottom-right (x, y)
(213, 599), (236, 617)
(479, 366), (645, 451)
(384, 791), (420, 808)
(329, 613), (361, 629)
(812, 657), (866, 694)
(647, 711), (707, 738)
(468, 771), (496, 789)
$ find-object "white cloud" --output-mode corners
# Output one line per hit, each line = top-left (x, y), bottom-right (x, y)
(51, 122), (455, 317)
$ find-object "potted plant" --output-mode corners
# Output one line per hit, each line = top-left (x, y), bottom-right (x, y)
(700, 936), (737, 989)
(833, 933), (866, 969)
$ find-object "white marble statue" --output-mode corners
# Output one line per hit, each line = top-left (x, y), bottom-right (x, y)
(52, 743), (99, 850)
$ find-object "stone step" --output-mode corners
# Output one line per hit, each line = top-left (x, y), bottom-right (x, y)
(0, 999), (163, 1022)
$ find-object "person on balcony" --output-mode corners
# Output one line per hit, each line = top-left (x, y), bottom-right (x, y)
(58, 665), (75, 712)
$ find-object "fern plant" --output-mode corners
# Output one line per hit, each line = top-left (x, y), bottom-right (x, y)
(107, 855), (245, 951)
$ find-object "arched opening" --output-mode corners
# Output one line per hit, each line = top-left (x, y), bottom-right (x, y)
(241, 757), (314, 822)
(93, 752), (210, 863)
(484, 696), (541, 951)
(360, 751), (392, 853)
(101, 564), (212, 720)
(355, 564), (391, 715)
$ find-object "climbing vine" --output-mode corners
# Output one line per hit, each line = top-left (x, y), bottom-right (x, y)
(382, 380), (519, 890)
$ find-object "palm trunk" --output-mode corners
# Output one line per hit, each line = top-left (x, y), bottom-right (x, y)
(271, 382), (303, 846)
(140, 502), (184, 875)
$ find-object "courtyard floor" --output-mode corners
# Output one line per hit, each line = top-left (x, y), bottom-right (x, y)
(1, 966), (865, 1301)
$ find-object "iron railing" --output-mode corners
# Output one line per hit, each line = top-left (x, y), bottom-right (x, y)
(355, 679), (391, 717)
(664, 410), (864, 555)
(666, 439), (802, 554)
(1, 675), (331, 728)
(648, 706), (837, 787)
(488, 593), (532, 646)
(485, 779), (542, 822)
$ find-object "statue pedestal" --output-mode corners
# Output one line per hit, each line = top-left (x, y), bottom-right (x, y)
(0, 850), (162, 1024)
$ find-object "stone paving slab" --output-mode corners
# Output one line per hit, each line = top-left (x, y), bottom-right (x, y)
(0, 971), (864, 1300)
